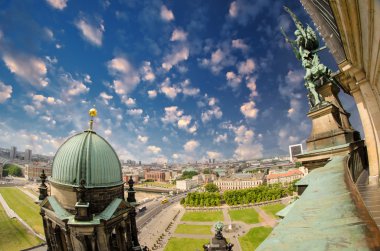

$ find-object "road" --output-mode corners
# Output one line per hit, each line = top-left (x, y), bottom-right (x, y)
(136, 193), (186, 230)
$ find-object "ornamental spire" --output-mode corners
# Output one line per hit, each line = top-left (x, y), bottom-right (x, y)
(88, 106), (97, 131)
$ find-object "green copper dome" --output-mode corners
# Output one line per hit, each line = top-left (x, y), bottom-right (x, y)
(51, 131), (123, 188)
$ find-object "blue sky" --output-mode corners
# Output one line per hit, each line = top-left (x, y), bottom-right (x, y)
(0, 0), (362, 163)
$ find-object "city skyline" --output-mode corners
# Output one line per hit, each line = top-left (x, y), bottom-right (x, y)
(0, 0), (362, 163)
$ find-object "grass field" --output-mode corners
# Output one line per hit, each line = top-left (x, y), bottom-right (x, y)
(228, 208), (261, 224)
(181, 211), (224, 222)
(174, 224), (212, 235)
(260, 204), (286, 219)
(0, 187), (44, 234)
(164, 238), (208, 251)
(0, 203), (43, 250)
(239, 227), (272, 251)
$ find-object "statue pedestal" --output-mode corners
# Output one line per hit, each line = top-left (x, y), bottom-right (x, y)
(297, 82), (361, 171)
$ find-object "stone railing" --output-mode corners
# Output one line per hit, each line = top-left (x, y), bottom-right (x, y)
(347, 142), (368, 183)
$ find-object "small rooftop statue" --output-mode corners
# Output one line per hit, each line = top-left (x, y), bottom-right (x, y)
(281, 6), (334, 109)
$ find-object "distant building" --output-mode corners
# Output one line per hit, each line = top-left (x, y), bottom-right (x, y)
(289, 144), (303, 162)
(25, 164), (52, 180)
(25, 149), (32, 162)
(176, 179), (198, 191)
(144, 169), (165, 182)
(123, 174), (139, 183)
(266, 169), (304, 185)
(214, 173), (265, 191)
(10, 146), (16, 160)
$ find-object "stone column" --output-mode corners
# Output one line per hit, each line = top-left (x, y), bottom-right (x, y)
(351, 84), (380, 184)
(124, 220), (133, 250)
(41, 214), (52, 251)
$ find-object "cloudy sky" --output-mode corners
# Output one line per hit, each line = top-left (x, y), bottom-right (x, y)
(0, 0), (362, 163)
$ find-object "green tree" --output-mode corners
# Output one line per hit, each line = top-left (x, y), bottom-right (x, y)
(204, 183), (219, 192)
(3, 164), (23, 177)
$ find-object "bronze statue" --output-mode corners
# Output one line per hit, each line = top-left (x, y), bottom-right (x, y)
(281, 6), (333, 109)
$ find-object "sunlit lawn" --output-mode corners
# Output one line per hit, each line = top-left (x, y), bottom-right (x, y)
(175, 224), (212, 235)
(181, 211), (223, 222)
(260, 204), (286, 219)
(239, 227), (272, 251)
(164, 238), (208, 251)
(0, 203), (43, 250)
(0, 187), (44, 234)
(229, 208), (261, 224)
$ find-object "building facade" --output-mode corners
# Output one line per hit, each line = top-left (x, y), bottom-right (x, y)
(266, 169), (304, 185)
(24, 164), (52, 181)
(214, 173), (264, 191)
(176, 179), (198, 191)
(144, 170), (165, 182)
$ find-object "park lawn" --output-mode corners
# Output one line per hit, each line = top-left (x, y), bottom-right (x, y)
(229, 208), (261, 224)
(181, 211), (224, 222)
(175, 224), (212, 235)
(0, 203), (43, 250)
(0, 187), (44, 234)
(239, 227), (272, 251)
(164, 238), (208, 251)
(260, 204), (286, 219)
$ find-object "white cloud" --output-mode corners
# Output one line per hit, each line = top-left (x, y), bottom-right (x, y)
(207, 151), (222, 159)
(170, 28), (187, 41)
(46, 0), (67, 10)
(184, 140), (199, 152)
(3, 53), (48, 87)
(137, 135), (148, 143)
(147, 90), (157, 99)
(201, 106), (222, 123)
(31, 93), (63, 108)
(160, 79), (181, 99)
(177, 115), (192, 129)
(0, 81), (12, 103)
(232, 39), (248, 51)
(23, 105), (37, 115)
(233, 125), (263, 160)
(147, 145), (161, 154)
(240, 101), (258, 119)
(104, 129), (112, 136)
(238, 58), (255, 75)
(226, 71), (242, 89)
(214, 133), (228, 144)
(60, 74), (89, 97)
(99, 92), (113, 105)
(127, 108), (143, 116)
(162, 46), (189, 71)
(75, 17), (104, 46)
(124, 97), (136, 107)
(140, 61), (155, 82)
(107, 57), (140, 96)
(160, 5), (175, 22)
(229, 1), (238, 17)
(287, 98), (302, 120)
(181, 79), (199, 96)
(199, 47), (235, 74)
(246, 77), (258, 98)
(162, 106), (183, 124)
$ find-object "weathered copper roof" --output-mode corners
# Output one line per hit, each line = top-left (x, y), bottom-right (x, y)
(50, 131), (123, 188)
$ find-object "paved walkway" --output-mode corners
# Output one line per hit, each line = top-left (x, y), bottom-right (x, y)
(18, 187), (38, 201)
(253, 206), (277, 228)
(0, 193), (45, 241)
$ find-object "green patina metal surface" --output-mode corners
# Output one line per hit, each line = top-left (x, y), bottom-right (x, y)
(96, 198), (124, 221)
(257, 156), (374, 251)
(50, 131), (123, 188)
(276, 199), (298, 219)
(47, 197), (71, 220)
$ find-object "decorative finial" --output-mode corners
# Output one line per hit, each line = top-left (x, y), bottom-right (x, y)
(88, 107), (97, 131)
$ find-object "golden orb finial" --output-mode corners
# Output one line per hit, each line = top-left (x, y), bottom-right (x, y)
(89, 108), (97, 117)
(88, 107), (97, 131)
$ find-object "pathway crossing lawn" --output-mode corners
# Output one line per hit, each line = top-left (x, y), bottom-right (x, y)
(164, 238), (208, 251)
(0, 204), (43, 250)
(0, 187), (43, 234)
(174, 224), (212, 235)
(239, 227), (272, 251)
(181, 211), (223, 222)
(228, 208), (260, 224)
(260, 204), (286, 219)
